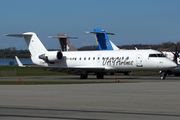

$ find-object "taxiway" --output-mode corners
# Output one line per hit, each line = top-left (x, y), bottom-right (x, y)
(0, 75), (180, 120)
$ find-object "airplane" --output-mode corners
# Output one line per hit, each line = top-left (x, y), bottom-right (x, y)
(6, 32), (177, 79)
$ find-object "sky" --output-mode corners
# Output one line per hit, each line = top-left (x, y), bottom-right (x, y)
(0, 0), (180, 50)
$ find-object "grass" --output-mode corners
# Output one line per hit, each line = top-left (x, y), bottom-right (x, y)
(0, 66), (69, 76)
(0, 66), (159, 77)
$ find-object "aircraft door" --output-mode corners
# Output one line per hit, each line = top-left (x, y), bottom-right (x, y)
(136, 54), (143, 67)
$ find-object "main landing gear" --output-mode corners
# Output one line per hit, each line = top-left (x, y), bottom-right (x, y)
(80, 71), (88, 79)
(160, 71), (167, 80)
(80, 72), (105, 79)
(96, 72), (104, 79)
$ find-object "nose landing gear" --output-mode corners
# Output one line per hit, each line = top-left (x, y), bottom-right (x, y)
(160, 71), (167, 79)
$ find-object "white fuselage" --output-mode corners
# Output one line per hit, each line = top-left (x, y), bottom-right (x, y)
(32, 49), (176, 72)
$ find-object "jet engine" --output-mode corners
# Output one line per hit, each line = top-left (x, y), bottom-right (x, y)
(39, 51), (63, 62)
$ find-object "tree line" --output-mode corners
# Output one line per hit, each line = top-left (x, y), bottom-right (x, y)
(0, 41), (180, 59)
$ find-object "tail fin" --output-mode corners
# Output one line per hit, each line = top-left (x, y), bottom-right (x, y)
(48, 34), (78, 51)
(6, 32), (47, 56)
(57, 33), (77, 51)
(85, 29), (119, 50)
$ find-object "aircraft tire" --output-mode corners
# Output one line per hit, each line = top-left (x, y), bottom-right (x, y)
(124, 72), (130, 75)
(80, 72), (88, 79)
(97, 74), (104, 79)
(160, 71), (167, 80)
(160, 76), (165, 80)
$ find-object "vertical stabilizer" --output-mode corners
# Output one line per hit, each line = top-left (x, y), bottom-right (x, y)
(94, 29), (113, 50)
(57, 33), (77, 51)
(90, 29), (119, 50)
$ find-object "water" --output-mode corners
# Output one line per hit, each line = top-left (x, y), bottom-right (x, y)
(0, 59), (33, 65)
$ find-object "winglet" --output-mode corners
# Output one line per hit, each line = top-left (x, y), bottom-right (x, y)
(15, 56), (25, 67)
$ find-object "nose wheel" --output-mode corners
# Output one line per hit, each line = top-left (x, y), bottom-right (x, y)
(160, 71), (167, 79)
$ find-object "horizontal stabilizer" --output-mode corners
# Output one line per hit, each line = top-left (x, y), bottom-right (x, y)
(6, 34), (25, 37)
(85, 31), (115, 35)
(48, 36), (78, 39)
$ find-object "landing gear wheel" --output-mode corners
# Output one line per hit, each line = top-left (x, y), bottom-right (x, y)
(160, 76), (165, 80)
(160, 71), (167, 80)
(124, 72), (130, 75)
(96, 73), (104, 79)
(80, 72), (88, 79)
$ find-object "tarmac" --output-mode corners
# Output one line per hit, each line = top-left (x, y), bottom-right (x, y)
(0, 75), (180, 120)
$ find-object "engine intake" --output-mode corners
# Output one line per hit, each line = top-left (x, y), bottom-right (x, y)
(39, 51), (63, 62)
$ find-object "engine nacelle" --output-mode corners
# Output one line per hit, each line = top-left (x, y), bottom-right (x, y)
(39, 51), (63, 62)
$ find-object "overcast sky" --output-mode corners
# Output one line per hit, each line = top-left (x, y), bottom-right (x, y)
(0, 0), (180, 50)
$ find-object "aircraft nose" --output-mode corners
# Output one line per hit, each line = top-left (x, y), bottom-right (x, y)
(167, 60), (177, 68)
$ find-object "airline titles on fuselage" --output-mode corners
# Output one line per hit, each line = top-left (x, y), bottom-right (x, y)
(66, 56), (134, 66)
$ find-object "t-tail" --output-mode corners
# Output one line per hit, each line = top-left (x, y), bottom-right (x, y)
(48, 33), (78, 51)
(85, 28), (119, 50)
(6, 32), (63, 66)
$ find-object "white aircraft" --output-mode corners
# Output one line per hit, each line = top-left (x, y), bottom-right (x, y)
(6, 32), (176, 79)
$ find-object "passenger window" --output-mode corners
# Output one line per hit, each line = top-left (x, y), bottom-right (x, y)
(88, 57), (90, 60)
(79, 58), (81, 60)
(93, 57), (95, 60)
(84, 57), (86, 60)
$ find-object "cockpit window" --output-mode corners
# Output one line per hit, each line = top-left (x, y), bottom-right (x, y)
(157, 54), (166, 57)
(149, 54), (166, 57)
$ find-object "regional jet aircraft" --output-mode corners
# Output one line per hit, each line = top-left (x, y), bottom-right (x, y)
(6, 32), (176, 79)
